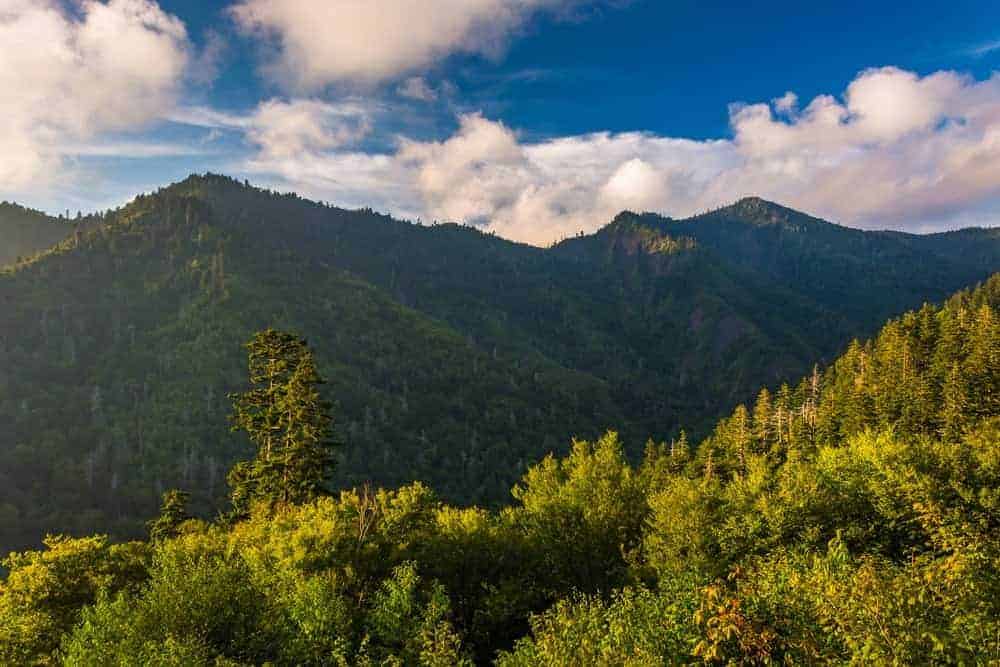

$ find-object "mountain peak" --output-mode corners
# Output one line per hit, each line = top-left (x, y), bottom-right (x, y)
(733, 195), (773, 206)
(555, 210), (696, 265)
(729, 196), (799, 217)
(698, 196), (831, 230)
(603, 210), (673, 232)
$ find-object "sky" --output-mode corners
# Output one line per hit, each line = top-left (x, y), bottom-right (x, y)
(2, 0), (1000, 245)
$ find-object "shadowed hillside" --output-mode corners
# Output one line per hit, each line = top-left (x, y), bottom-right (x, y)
(0, 203), (73, 267)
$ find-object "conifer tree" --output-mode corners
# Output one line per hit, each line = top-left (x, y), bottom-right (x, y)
(228, 329), (338, 514)
(752, 388), (773, 450)
(147, 490), (190, 541)
(731, 405), (751, 470)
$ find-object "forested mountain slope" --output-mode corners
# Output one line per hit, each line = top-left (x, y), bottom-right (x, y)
(1, 173), (999, 553)
(570, 197), (1000, 327)
(701, 272), (1000, 472)
(0, 203), (72, 267)
(0, 193), (621, 549)
(2, 273), (999, 665)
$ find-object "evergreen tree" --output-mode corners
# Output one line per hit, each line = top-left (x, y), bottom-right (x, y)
(751, 387), (773, 451)
(147, 490), (191, 541)
(228, 329), (338, 513)
(731, 404), (751, 470)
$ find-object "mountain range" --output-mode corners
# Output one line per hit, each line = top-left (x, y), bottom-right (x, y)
(1, 173), (998, 551)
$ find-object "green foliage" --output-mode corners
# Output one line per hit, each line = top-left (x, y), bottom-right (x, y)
(147, 490), (191, 542)
(701, 274), (1000, 473)
(0, 535), (149, 664)
(61, 530), (278, 665)
(228, 329), (338, 513)
(508, 432), (648, 596)
(363, 563), (472, 666)
(496, 587), (695, 666)
(61, 512), (472, 665)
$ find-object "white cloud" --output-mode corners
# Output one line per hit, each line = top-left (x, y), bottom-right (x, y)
(234, 66), (1000, 246)
(773, 91), (797, 114)
(601, 158), (667, 211)
(399, 113), (529, 224)
(0, 0), (191, 190)
(720, 67), (1000, 224)
(229, 0), (596, 89)
(62, 140), (214, 158)
(247, 99), (373, 159)
(173, 97), (376, 160)
(167, 105), (252, 130)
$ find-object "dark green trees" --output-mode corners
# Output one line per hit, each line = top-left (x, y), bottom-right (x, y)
(228, 329), (338, 513)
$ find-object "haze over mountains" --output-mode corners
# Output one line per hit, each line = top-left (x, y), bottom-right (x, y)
(1, 173), (999, 551)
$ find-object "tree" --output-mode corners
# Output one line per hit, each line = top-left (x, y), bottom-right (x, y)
(147, 490), (191, 541)
(228, 329), (338, 513)
(752, 388), (773, 451)
(731, 404), (752, 470)
(509, 432), (647, 596)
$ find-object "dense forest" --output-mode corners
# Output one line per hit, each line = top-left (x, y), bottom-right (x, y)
(1, 273), (999, 664)
(2, 174), (1000, 554)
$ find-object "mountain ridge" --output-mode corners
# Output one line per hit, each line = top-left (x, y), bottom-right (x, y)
(0, 202), (74, 268)
(579, 200), (1000, 326)
(2, 173), (1000, 552)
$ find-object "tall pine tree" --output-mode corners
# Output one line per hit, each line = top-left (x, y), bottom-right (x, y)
(228, 329), (338, 514)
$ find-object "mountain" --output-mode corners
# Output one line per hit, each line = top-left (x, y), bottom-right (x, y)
(574, 197), (1000, 327)
(0, 203), (73, 268)
(911, 225), (1000, 273)
(3, 268), (999, 666)
(1, 174), (999, 551)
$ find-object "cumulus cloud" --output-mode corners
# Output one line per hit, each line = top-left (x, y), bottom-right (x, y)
(773, 91), (798, 114)
(405, 120), (734, 243)
(247, 99), (373, 159)
(720, 67), (1000, 224)
(238, 107), (734, 244)
(0, 0), (192, 190)
(229, 0), (600, 89)
(236, 66), (1000, 245)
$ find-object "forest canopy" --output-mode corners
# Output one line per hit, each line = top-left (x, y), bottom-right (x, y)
(2, 273), (999, 665)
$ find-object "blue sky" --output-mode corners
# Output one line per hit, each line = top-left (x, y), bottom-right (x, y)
(2, 0), (1000, 244)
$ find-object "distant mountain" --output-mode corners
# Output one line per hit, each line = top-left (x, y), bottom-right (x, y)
(0, 174), (998, 551)
(0, 203), (72, 267)
(911, 225), (1000, 275)
(576, 197), (998, 327)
